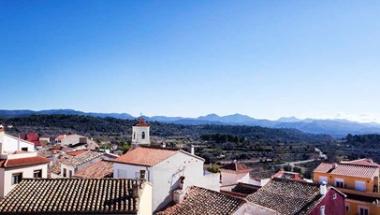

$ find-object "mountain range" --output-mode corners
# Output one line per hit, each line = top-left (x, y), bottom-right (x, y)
(1, 109), (380, 137)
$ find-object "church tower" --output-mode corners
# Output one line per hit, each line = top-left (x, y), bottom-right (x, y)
(131, 117), (150, 146)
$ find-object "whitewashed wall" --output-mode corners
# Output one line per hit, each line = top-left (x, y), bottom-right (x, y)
(132, 126), (150, 145)
(0, 134), (35, 154)
(113, 163), (150, 180)
(113, 151), (219, 212)
(151, 152), (219, 211)
(1, 163), (48, 197)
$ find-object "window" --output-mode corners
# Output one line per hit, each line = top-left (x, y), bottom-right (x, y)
(346, 205), (350, 213)
(133, 132), (136, 140)
(12, 173), (23, 185)
(142, 131), (145, 139)
(335, 179), (344, 188)
(333, 193), (337, 200)
(359, 207), (369, 215)
(33, 169), (42, 178)
(63, 168), (67, 177)
(355, 181), (366, 192)
(21, 147), (28, 152)
(139, 170), (146, 180)
(69, 170), (73, 178)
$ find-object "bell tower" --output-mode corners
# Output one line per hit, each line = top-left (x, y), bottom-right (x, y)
(132, 117), (150, 146)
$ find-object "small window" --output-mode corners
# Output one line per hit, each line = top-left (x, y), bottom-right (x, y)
(133, 132), (136, 140)
(21, 147), (28, 152)
(335, 180), (344, 188)
(69, 170), (72, 178)
(142, 131), (145, 139)
(140, 170), (146, 180)
(33, 169), (42, 178)
(12, 173), (23, 185)
(346, 205), (350, 213)
(333, 193), (337, 200)
(355, 181), (366, 192)
(359, 207), (369, 215)
(63, 168), (67, 177)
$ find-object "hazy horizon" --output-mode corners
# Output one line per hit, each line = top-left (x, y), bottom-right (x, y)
(1, 1), (380, 122)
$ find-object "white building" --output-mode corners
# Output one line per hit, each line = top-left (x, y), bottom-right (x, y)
(131, 117), (150, 146)
(219, 160), (267, 191)
(55, 134), (99, 150)
(0, 125), (49, 198)
(113, 147), (220, 212)
(113, 119), (220, 212)
(60, 150), (103, 178)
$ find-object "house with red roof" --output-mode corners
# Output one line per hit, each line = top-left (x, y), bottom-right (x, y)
(113, 118), (220, 213)
(313, 159), (380, 215)
(21, 132), (42, 148)
(220, 160), (257, 191)
(0, 125), (49, 198)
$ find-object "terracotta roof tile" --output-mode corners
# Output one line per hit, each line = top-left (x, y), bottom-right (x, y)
(330, 164), (378, 178)
(61, 151), (102, 167)
(115, 147), (177, 166)
(66, 149), (88, 156)
(134, 117), (149, 127)
(341, 158), (380, 167)
(221, 161), (252, 173)
(0, 156), (49, 168)
(74, 160), (113, 179)
(272, 170), (303, 181)
(246, 178), (321, 215)
(313, 162), (379, 178)
(313, 162), (334, 173)
(0, 178), (140, 214)
(157, 186), (245, 215)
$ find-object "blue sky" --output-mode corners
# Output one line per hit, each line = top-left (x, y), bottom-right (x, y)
(1, 0), (380, 122)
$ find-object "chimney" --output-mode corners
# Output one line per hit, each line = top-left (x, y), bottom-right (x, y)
(332, 163), (338, 169)
(191, 145), (195, 155)
(161, 142), (166, 148)
(173, 176), (186, 204)
(320, 181), (327, 195)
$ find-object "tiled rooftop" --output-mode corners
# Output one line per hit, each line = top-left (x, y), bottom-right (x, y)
(314, 162), (379, 178)
(61, 150), (103, 167)
(0, 178), (140, 214)
(157, 186), (245, 215)
(341, 158), (380, 167)
(115, 147), (177, 167)
(74, 160), (113, 179)
(221, 161), (251, 173)
(66, 149), (88, 156)
(246, 178), (321, 215)
(0, 156), (49, 168)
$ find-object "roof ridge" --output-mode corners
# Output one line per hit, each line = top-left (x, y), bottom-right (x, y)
(190, 186), (247, 202)
(272, 177), (319, 187)
(338, 162), (379, 168)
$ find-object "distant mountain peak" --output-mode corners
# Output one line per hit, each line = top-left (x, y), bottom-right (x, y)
(1, 109), (380, 137)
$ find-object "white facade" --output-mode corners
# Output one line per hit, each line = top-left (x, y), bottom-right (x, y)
(0, 163), (48, 197)
(0, 132), (35, 155)
(132, 126), (150, 145)
(0, 128), (48, 198)
(113, 151), (220, 212)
